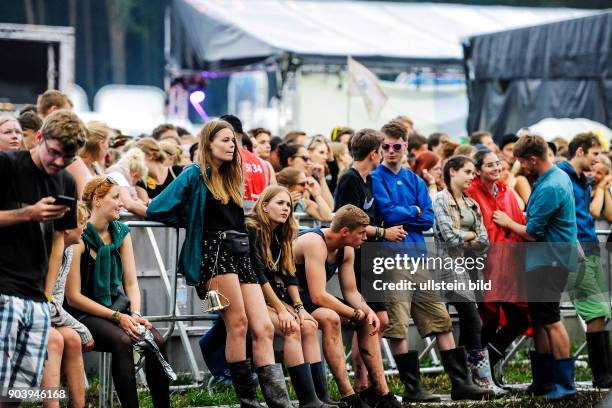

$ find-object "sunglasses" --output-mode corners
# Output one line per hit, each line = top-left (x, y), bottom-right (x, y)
(104, 176), (118, 185)
(307, 136), (326, 149)
(293, 155), (311, 162)
(382, 143), (405, 152)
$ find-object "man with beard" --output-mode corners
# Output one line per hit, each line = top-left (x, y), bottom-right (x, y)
(493, 134), (577, 400)
(558, 133), (612, 388)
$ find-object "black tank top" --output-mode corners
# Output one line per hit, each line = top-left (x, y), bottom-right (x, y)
(295, 228), (344, 291)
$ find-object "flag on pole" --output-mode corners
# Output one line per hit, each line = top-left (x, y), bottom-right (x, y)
(347, 56), (388, 120)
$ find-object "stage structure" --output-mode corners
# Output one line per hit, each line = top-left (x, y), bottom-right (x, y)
(0, 23), (75, 106)
(464, 11), (612, 141)
(166, 0), (595, 135)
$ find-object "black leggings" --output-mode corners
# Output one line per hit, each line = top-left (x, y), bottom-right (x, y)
(451, 302), (482, 351)
(480, 302), (530, 355)
(82, 315), (170, 408)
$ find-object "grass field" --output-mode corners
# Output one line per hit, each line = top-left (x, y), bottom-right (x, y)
(22, 348), (607, 407)
(81, 355), (606, 407)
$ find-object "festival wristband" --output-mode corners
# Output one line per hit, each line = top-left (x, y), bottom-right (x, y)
(349, 309), (362, 325)
(111, 310), (121, 323)
(293, 301), (304, 313)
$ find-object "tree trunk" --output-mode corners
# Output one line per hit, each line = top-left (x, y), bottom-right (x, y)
(68, 0), (77, 28)
(24, 0), (35, 25)
(105, 0), (128, 84)
(35, 0), (45, 24)
(83, 0), (95, 98)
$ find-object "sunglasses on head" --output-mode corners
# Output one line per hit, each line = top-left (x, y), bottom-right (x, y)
(307, 136), (326, 149)
(382, 142), (405, 152)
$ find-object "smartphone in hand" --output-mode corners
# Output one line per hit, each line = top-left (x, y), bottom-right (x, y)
(54, 195), (75, 207)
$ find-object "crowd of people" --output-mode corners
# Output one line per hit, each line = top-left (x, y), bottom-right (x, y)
(1, 88), (612, 407)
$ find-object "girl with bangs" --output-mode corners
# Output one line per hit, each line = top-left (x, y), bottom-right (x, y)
(148, 120), (293, 408)
(246, 186), (335, 408)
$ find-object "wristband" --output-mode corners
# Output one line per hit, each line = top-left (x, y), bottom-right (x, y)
(349, 309), (361, 325)
(131, 311), (142, 318)
(428, 183), (437, 189)
(293, 301), (304, 313)
(112, 310), (121, 323)
(44, 292), (53, 303)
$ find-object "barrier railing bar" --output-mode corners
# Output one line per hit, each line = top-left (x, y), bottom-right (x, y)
(120, 216), (612, 381)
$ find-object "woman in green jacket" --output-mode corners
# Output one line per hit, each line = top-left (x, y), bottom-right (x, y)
(148, 120), (292, 408)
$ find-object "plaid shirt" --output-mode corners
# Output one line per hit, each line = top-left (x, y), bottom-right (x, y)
(432, 189), (489, 301)
(433, 189), (489, 252)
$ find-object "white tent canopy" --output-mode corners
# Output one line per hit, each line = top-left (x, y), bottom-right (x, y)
(172, 0), (595, 69)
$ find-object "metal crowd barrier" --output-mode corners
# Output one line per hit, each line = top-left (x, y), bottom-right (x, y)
(98, 212), (612, 402)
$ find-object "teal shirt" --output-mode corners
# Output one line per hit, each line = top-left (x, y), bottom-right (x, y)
(525, 165), (577, 272)
(147, 164), (208, 285)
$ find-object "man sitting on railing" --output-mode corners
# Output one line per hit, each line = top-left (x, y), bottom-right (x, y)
(292, 205), (401, 408)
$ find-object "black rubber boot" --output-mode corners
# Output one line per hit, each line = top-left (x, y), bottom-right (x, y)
(367, 392), (401, 408)
(440, 347), (495, 401)
(289, 363), (336, 408)
(394, 351), (440, 402)
(310, 361), (344, 407)
(228, 359), (262, 408)
(341, 393), (370, 408)
(526, 351), (554, 395)
(587, 331), (612, 388)
(256, 364), (293, 408)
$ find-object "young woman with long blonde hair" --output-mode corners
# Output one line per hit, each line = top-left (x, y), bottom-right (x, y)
(246, 186), (336, 408)
(148, 120), (292, 408)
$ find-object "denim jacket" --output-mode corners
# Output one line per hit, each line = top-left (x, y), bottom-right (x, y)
(147, 164), (208, 285)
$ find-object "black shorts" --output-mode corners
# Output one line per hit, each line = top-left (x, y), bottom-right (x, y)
(196, 236), (258, 299)
(527, 266), (569, 325)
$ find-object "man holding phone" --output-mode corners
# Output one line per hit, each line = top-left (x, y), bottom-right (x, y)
(0, 109), (86, 401)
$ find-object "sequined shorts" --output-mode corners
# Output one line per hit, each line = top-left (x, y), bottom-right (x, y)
(200, 236), (258, 284)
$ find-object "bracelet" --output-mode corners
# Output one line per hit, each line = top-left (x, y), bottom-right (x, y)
(428, 183), (437, 189)
(349, 309), (361, 325)
(293, 301), (304, 313)
(131, 311), (142, 318)
(111, 310), (121, 323)
(44, 292), (53, 303)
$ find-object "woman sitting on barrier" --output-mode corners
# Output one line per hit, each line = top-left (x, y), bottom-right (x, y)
(277, 167), (332, 223)
(432, 156), (501, 397)
(147, 120), (294, 408)
(65, 176), (170, 408)
(247, 185), (336, 408)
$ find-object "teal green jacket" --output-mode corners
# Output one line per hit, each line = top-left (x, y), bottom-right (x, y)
(147, 164), (207, 285)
